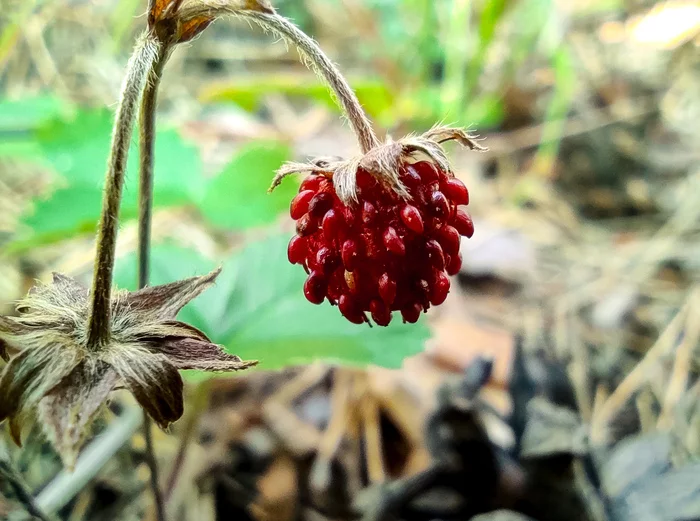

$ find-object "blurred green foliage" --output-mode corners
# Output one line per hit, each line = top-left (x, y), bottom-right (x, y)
(0, 0), (588, 370)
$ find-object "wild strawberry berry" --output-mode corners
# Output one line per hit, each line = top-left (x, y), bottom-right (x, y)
(287, 161), (474, 326)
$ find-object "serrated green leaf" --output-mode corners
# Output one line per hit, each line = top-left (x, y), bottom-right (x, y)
(114, 235), (429, 371)
(14, 109), (204, 246)
(198, 141), (295, 230)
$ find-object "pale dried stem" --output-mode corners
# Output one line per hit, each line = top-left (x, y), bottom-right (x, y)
(87, 33), (160, 348)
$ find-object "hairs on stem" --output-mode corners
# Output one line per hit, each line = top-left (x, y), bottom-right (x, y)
(87, 33), (161, 348)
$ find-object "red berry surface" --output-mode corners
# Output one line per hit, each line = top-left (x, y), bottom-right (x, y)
(287, 161), (474, 326)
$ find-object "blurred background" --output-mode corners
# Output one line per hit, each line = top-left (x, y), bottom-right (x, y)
(2, 0), (700, 520)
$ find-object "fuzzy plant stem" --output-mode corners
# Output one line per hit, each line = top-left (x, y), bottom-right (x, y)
(252, 12), (379, 154)
(138, 41), (171, 521)
(86, 32), (160, 348)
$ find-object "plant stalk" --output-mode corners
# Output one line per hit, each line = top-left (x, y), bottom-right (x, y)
(86, 32), (160, 348)
(138, 40), (171, 521)
(247, 12), (380, 154)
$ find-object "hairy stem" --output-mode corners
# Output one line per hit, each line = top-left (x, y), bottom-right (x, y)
(138, 40), (170, 521)
(252, 13), (379, 154)
(86, 33), (160, 348)
(138, 45), (168, 290)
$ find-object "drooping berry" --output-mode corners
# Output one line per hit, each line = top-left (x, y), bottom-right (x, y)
(300, 174), (325, 192)
(322, 209), (344, 239)
(286, 159), (474, 326)
(430, 271), (451, 305)
(339, 294), (365, 324)
(370, 299), (392, 326)
(290, 190), (315, 219)
(383, 227), (406, 256)
(424, 240), (445, 270)
(341, 240), (361, 270)
(430, 191), (450, 219)
(436, 225), (461, 256)
(452, 209), (474, 238)
(401, 302), (423, 324)
(446, 253), (463, 276)
(287, 235), (307, 265)
(443, 178), (469, 205)
(304, 271), (327, 304)
(400, 205), (424, 234)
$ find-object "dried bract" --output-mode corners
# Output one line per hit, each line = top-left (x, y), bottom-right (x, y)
(0, 271), (256, 467)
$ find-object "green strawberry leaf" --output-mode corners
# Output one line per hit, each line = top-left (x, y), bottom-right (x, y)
(12, 109), (204, 249)
(198, 141), (296, 230)
(114, 234), (429, 371)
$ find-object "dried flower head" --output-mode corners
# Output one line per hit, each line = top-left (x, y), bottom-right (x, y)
(273, 126), (484, 326)
(149, 0), (275, 44)
(0, 271), (256, 467)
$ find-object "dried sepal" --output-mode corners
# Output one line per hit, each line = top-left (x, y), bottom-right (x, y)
(0, 270), (256, 465)
(150, 0), (275, 44)
(270, 126), (485, 205)
(0, 344), (82, 424)
(120, 268), (222, 320)
(0, 340), (7, 362)
(152, 337), (257, 372)
(106, 351), (184, 430)
(37, 361), (119, 469)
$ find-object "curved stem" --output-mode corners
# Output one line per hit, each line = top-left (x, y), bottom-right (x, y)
(138, 45), (168, 290)
(249, 12), (380, 154)
(137, 40), (170, 521)
(86, 33), (160, 348)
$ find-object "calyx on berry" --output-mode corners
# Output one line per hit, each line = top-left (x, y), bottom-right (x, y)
(273, 126), (484, 327)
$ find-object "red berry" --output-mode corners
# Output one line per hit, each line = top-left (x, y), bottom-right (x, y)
(287, 235), (307, 265)
(308, 192), (334, 217)
(362, 201), (377, 225)
(300, 175), (324, 192)
(370, 299), (392, 326)
(322, 209), (344, 239)
(290, 190), (315, 219)
(430, 191), (450, 219)
(430, 271), (450, 305)
(414, 161), (439, 182)
(316, 247), (337, 273)
(403, 165), (422, 188)
(446, 253), (463, 275)
(383, 227), (405, 256)
(286, 158), (474, 326)
(424, 240), (445, 270)
(452, 209), (474, 238)
(401, 303), (422, 324)
(304, 271), (326, 304)
(339, 294), (365, 324)
(400, 205), (424, 234)
(443, 178), (469, 205)
(296, 213), (318, 237)
(436, 225), (461, 256)
(378, 273), (397, 306)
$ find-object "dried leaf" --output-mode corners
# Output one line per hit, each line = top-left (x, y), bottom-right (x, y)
(37, 360), (119, 468)
(0, 344), (80, 426)
(154, 337), (259, 372)
(123, 268), (222, 320)
(108, 352), (184, 429)
(0, 340), (8, 362)
(178, 16), (213, 42)
(270, 126), (485, 204)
